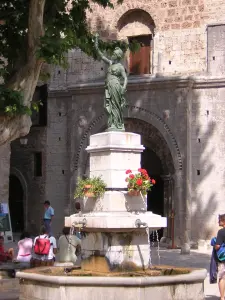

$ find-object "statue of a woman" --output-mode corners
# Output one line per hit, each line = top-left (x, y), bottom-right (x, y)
(94, 34), (128, 131)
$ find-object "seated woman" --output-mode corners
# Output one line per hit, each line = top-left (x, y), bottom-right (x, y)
(58, 227), (81, 264)
(16, 232), (33, 263)
(0, 236), (14, 262)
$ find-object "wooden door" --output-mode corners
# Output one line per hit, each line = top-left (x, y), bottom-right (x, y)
(129, 35), (151, 75)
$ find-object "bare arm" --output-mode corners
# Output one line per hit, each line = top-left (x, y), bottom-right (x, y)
(120, 66), (127, 91)
(94, 34), (111, 65)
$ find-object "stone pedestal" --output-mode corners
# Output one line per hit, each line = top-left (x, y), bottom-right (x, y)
(86, 131), (145, 189)
(65, 132), (167, 269)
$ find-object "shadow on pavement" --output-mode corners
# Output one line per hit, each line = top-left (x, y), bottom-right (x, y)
(151, 248), (211, 271)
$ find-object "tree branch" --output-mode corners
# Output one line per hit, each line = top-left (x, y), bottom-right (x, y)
(1, 0), (46, 144)
(28, 0), (46, 58)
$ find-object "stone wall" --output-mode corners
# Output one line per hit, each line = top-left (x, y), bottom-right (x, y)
(191, 82), (225, 240)
(48, 0), (225, 91)
(45, 95), (70, 237)
(10, 127), (47, 235)
(207, 24), (225, 76)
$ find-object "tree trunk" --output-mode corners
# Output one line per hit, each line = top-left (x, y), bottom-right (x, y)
(0, 0), (46, 146)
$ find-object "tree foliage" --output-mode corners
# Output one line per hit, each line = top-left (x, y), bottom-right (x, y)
(0, 0), (124, 76)
(0, 0), (136, 102)
(0, 0), (140, 144)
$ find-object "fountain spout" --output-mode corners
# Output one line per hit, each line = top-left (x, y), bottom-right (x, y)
(135, 219), (148, 228)
(73, 218), (87, 228)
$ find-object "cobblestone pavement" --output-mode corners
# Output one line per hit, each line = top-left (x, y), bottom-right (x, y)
(0, 246), (220, 300)
(151, 247), (219, 300)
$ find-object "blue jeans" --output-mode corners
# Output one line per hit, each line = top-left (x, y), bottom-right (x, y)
(44, 219), (52, 236)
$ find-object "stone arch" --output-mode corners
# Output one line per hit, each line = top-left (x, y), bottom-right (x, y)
(125, 105), (183, 171)
(110, 2), (159, 31)
(9, 167), (28, 230)
(73, 106), (182, 178)
(117, 9), (155, 38)
(125, 118), (174, 175)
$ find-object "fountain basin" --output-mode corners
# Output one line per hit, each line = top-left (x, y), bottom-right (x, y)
(16, 267), (207, 300)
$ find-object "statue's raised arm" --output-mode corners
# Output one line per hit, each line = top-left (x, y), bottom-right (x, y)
(94, 34), (112, 65)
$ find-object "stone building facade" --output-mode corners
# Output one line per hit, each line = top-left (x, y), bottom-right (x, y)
(4, 0), (225, 247)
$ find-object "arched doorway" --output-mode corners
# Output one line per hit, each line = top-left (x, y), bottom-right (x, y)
(141, 147), (164, 240)
(8, 175), (24, 232)
(141, 147), (163, 214)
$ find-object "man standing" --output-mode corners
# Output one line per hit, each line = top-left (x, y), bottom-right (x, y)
(215, 214), (225, 300)
(43, 201), (54, 236)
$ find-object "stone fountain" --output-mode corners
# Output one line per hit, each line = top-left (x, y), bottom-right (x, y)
(16, 131), (207, 300)
(65, 131), (166, 270)
(16, 36), (206, 300)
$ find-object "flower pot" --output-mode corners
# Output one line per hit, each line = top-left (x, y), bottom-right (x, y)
(84, 192), (95, 198)
(128, 190), (140, 196)
(84, 185), (92, 189)
(83, 185), (95, 197)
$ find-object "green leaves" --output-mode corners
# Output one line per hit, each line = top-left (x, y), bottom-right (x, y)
(0, 0), (127, 71)
(0, 85), (42, 117)
(0, 0), (127, 118)
(74, 176), (107, 199)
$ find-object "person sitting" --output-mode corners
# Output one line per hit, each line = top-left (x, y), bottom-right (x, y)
(16, 232), (33, 263)
(0, 236), (14, 262)
(31, 226), (57, 267)
(58, 227), (81, 265)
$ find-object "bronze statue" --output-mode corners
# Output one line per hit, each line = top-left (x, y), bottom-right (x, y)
(94, 34), (128, 131)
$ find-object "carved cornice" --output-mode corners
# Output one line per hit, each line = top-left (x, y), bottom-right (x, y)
(48, 75), (225, 97)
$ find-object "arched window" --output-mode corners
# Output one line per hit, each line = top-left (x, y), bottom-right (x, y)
(117, 9), (155, 75)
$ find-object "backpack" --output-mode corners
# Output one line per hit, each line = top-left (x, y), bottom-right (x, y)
(211, 237), (225, 262)
(34, 235), (51, 255)
(217, 244), (225, 261)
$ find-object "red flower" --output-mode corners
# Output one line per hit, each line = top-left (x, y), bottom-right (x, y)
(138, 168), (142, 172)
(144, 174), (149, 180)
(129, 174), (134, 179)
(141, 169), (147, 174)
(126, 169), (132, 174)
(136, 179), (143, 186)
(151, 179), (156, 184)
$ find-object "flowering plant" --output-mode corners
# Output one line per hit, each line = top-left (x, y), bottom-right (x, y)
(125, 168), (156, 195)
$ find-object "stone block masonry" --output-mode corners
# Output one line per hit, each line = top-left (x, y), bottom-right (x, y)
(45, 97), (70, 236)
(48, 0), (225, 89)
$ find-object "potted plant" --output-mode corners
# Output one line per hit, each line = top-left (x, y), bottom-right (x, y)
(125, 168), (156, 196)
(74, 176), (107, 199)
